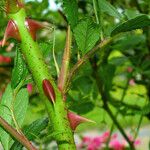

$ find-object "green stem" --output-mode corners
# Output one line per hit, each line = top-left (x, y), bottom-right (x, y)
(93, 0), (99, 24)
(9, 9), (75, 150)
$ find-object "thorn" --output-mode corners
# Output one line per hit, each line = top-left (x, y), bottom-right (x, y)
(2, 20), (20, 46)
(42, 79), (56, 104)
(25, 19), (44, 40)
(67, 111), (96, 131)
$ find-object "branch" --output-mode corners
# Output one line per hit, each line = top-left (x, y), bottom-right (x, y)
(58, 26), (71, 93)
(90, 57), (135, 150)
(64, 37), (116, 93)
(104, 105), (135, 149)
(0, 116), (37, 150)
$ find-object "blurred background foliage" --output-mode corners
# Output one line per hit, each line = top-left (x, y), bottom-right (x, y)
(0, 0), (150, 149)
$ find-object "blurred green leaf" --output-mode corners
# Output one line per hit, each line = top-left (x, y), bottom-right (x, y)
(39, 42), (53, 57)
(63, 0), (78, 28)
(98, 0), (122, 19)
(0, 84), (13, 150)
(11, 118), (48, 150)
(99, 64), (116, 91)
(111, 15), (150, 36)
(0, 85), (29, 150)
(11, 47), (28, 89)
(14, 88), (29, 126)
(74, 18), (100, 54)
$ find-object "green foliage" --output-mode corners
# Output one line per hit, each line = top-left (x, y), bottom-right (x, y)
(14, 89), (29, 126)
(74, 18), (101, 54)
(11, 118), (48, 150)
(111, 15), (150, 36)
(98, 0), (122, 19)
(62, 0), (78, 28)
(11, 47), (28, 89)
(0, 85), (13, 150)
(0, 0), (150, 149)
(135, 103), (150, 115)
(39, 42), (53, 57)
(0, 85), (29, 150)
(99, 64), (116, 91)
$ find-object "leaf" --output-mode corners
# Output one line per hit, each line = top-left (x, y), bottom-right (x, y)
(39, 42), (53, 57)
(98, 0), (122, 19)
(62, 0), (78, 28)
(99, 64), (116, 91)
(74, 18), (101, 54)
(11, 118), (49, 150)
(14, 88), (29, 126)
(111, 15), (150, 36)
(11, 47), (28, 89)
(0, 86), (29, 150)
(135, 103), (150, 115)
(0, 84), (13, 150)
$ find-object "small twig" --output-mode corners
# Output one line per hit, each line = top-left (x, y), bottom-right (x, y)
(64, 37), (116, 93)
(104, 105), (135, 150)
(92, 0), (99, 24)
(52, 27), (60, 77)
(0, 116), (37, 150)
(134, 115), (143, 139)
(58, 26), (71, 92)
(90, 57), (135, 150)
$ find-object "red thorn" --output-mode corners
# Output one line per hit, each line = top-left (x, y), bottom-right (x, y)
(42, 79), (56, 104)
(25, 19), (44, 40)
(0, 55), (11, 63)
(2, 19), (44, 45)
(2, 20), (20, 46)
(67, 111), (95, 131)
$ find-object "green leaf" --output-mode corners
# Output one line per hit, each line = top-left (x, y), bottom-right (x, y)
(14, 88), (29, 126)
(74, 18), (101, 54)
(0, 86), (29, 150)
(98, 0), (122, 19)
(99, 64), (116, 91)
(39, 42), (53, 57)
(11, 47), (28, 89)
(11, 118), (49, 150)
(63, 0), (78, 28)
(135, 103), (150, 115)
(0, 84), (13, 150)
(111, 15), (150, 36)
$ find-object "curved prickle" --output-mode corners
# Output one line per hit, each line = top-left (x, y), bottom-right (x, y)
(2, 19), (44, 46)
(2, 20), (20, 46)
(67, 111), (95, 131)
(25, 18), (44, 40)
(42, 79), (56, 104)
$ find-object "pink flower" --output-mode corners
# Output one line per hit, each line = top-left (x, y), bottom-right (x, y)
(82, 136), (91, 144)
(128, 135), (141, 147)
(134, 139), (141, 146)
(109, 139), (125, 150)
(93, 136), (103, 147)
(80, 136), (103, 150)
(127, 67), (133, 73)
(27, 83), (33, 94)
(111, 133), (118, 139)
(101, 131), (110, 142)
(129, 79), (135, 86)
